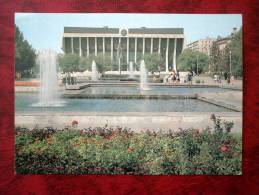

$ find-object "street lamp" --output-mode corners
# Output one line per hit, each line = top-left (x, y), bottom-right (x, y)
(196, 55), (199, 76)
(229, 50), (232, 75)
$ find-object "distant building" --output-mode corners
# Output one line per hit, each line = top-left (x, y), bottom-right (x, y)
(61, 27), (185, 71)
(215, 27), (239, 54)
(186, 37), (216, 56)
(186, 27), (239, 56)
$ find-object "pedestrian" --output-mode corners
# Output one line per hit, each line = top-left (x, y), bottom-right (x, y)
(172, 70), (176, 85)
(176, 70), (180, 85)
(187, 69), (193, 85)
(224, 71), (228, 80)
(230, 75), (235, 85)
(227, 73), (231, 85)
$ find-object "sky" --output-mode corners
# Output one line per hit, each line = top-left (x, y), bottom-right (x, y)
(15, 13), (242, 53)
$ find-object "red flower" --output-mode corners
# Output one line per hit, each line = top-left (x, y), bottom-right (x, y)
(127, 147), (134, 152)
(220, 145), (229, 153)
(72, 120), (79, 127)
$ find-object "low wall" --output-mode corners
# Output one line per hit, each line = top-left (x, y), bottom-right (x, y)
(15, 112), (242, 133)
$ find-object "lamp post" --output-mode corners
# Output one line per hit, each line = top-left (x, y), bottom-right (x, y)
(229, 50), (232, 75)
(196, 55), (199, 76)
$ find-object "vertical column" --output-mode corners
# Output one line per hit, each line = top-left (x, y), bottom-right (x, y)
(95, 37), (97, 56)
(134, 38), (137, 63)
(173, 38), (177, 71)
(79, 37), (82, 57)
(166, 38), (169, 72)
(151, 38), (153, 54)
(158, 38), (161, 54)
(103, 37), (105, 54)
(127, 37), (129, 64)
(118, 37), (121, 73)
(71, 37), (74, 54)
(142, 38), (145, 56)
(111, 37), (113, 61)
(62, 37), (67, 53)
(87, 37), (89, 57)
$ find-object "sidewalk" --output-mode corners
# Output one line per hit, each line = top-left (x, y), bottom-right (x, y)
(192, 76), (243, 90)
(198, 91), (243, 112)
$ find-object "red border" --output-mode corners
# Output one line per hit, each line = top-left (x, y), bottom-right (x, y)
(1, 0), (259, 194)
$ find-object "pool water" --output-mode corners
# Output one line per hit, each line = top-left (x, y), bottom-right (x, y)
(81, 86), (228, 95)
(16, 93), (232, 113)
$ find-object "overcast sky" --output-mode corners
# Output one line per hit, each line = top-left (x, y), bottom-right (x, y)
(15, 13), (242, 53)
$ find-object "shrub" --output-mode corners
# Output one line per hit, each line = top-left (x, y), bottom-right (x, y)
(15, 117), (241, 175)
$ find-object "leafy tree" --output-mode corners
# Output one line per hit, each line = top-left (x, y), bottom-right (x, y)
(78, 57), (91, 72)
(209, 42), (223, 73)
(91, 53), (112, 73)
(58, 54), (80, 73)
(59, 53), (113, 73)
(143, 53), (163, 72)
(222, 28), (242, 77)
(177, 49), (209, 74)
(15, 25), (36, 77)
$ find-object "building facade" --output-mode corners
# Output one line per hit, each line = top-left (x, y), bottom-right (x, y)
(62, 27), (185, 72)
(186, 37), (216, 56)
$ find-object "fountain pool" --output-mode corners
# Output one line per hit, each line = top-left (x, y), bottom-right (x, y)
(80, 85), (229, 95)
(16, 93), (233, 113)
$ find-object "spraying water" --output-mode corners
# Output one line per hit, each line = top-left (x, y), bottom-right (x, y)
(140, 60), (150, 90)
(34, 49), (63, 107)
(129, 61), (134, 78)
(91, 60), (98, 81)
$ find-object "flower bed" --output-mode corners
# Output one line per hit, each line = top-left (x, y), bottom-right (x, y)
(15, 81), (40, 86)
(15, 117), (242, 175)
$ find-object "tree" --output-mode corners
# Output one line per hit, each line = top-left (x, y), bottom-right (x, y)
(209, 42), (223, 74)
(58, 54), (80, 73)
(92, 53), (112, 73)
(79, 57), (91, 72)
(177, 49), (209, 74)
(59, 53), (113, 73)
(222, 28), (242, 77)
(143, 53), (163, 72)
(15, 25), (36, 77)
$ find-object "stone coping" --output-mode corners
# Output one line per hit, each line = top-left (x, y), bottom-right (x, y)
(62, 93), (198, 99)
(197, 96), (241, 112)
(16, 111), (242, 117)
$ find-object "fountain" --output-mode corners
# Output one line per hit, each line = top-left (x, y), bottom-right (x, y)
(34, 49), (63, 107)
(129, 61), (134, 78)
(91, 60), (98, 81)
(140, 60), (150, 90)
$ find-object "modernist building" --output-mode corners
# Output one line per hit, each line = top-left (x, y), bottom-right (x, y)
(186, 37), (216, 56)
(62, 27), (185, 71)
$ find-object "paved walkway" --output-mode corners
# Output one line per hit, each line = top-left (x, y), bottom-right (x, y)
(192, 76), (242, 90)
(198, 91), (242, 112)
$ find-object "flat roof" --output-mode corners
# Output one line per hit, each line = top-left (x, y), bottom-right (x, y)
(64, 27), (184, 35)
(64, 27), (120, 34)
(128, 28), (184, 34)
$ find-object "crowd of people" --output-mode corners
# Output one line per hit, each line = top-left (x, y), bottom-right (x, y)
(214, 71), (235, 85)
(163, 70), (181, 85)
(163, 69), (194, 85)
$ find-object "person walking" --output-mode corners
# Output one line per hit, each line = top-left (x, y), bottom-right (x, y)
(176, 70), (180, 85)
(187, 69), (193, 86)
